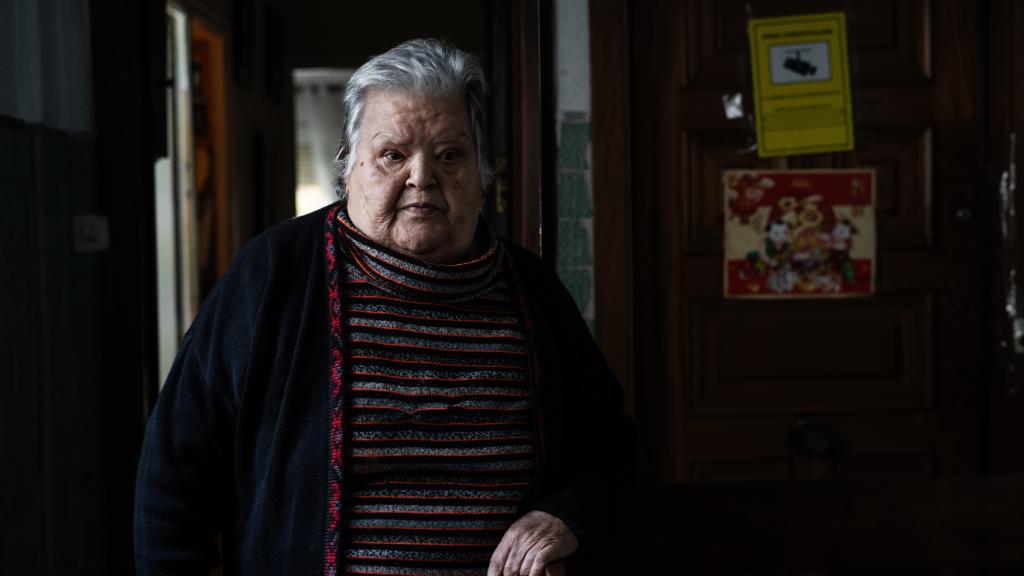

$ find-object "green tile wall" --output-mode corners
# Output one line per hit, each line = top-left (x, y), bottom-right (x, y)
(557, 122), (590, 170)
(555, 119), (594, 332)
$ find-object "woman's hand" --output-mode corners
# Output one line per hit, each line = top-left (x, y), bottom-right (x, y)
(488, 510), (578, 576)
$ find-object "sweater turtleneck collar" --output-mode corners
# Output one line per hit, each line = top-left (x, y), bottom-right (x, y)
(334, 205), (506, 302)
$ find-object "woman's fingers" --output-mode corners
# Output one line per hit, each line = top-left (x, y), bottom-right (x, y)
(520, 547), (542, 576)
(492, 510), (578, 576)
(503, 539), (528, 576)
(526, 547), (555, 576)
(487, 532), (513, 576)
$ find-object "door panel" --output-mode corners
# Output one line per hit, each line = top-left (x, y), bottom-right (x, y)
(634, 0), (986, 487)
(690, 295), (931, 414)
(678, 0), (933, 88)
(840, 128), (933, 247)
(677, 128), (933, 251)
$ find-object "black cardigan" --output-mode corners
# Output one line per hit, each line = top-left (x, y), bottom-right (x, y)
(134, 204), (629, 575)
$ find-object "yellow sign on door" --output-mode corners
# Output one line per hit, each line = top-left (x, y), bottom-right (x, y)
(748, 12), (854, 157)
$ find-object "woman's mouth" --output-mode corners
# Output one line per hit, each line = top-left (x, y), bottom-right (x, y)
(401, 202), (443, 216)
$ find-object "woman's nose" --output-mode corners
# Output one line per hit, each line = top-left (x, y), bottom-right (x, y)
(406, 153), (438, 191)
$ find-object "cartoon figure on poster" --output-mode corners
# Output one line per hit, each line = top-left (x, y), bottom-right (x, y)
(723, 170), (875, 298)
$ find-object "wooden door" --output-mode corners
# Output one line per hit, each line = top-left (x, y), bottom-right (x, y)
(632, 0), (991, 487)
(612, 1), (1022, 571)
(633, 0), (986, 485)
(586, 0), (1024, 571)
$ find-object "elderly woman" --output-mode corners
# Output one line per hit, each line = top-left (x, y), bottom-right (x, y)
(135, 39), (627, 576)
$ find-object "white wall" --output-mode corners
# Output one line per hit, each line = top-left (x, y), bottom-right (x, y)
(555, 0), (591, 117)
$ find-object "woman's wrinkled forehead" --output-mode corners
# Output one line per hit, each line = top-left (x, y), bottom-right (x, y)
(359, 90), (474, 145)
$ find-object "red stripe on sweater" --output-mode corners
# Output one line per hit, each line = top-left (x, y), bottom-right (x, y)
(346, 243), (451, 296)
(346, 539), (495, 548)
(348, 510), (517, 517)
(350, 449), (534, 459)
(350, 355), (526, 371)
(350, 494), (522, 502)
(350, 307), (519, 327)
(350, 373), (526, 385)
(348, 321), (526, 341)
(350, 420), (528, 428)
(349, 339), (527, 356)
(350, 435), (530, 444)
(347, 293), (514, 316)
(351, 405), (530, 414)
(359, 480), (530, 488)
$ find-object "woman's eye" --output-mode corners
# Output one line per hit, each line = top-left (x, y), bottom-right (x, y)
(439, 149), (462, 163)
(382, 151), (404, 163)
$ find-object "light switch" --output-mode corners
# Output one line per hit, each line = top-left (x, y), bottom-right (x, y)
(73, 214), (110, 253)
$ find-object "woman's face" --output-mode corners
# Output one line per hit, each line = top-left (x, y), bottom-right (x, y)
(345, 90), (483, 264)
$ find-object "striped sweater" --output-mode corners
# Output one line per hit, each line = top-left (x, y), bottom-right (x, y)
(328, 208), (536, 576)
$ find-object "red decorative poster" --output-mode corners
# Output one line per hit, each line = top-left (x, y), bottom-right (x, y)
(723, 169), (876, 298)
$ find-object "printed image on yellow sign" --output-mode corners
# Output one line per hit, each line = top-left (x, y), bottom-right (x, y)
(748, 12), (854, 157)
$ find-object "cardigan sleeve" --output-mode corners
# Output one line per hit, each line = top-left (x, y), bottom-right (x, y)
(134, 236), (271, 575)
(515, 250), (633, 549)
(133, 331), (236, 575)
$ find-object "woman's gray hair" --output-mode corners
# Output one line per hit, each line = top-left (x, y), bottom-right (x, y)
(334, 38), (493, 199)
